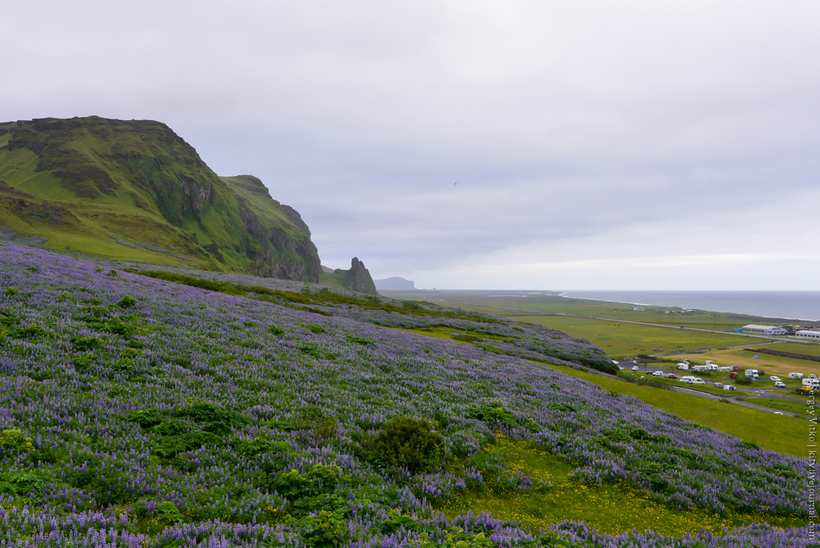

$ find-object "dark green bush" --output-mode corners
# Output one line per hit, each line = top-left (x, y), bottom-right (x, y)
(467, 402), (517, 428)
(129, 408), (166, 428)
(66, 456), (134, 505)
(300, 509), (348, 547)
(71, 336), (102, 351)
(345, 335), (374, 347)
(117, 295), (137, 308)
(0, 470), (52, 495)
(0, 310), (18, 328)
(154, 431), (220, 459)
(269, 464), (341, 501)
(173, 401), (247, 428)
(10, 324), (46, 339)
(294, 407), (338, 447)
(370, 416), (446, 473)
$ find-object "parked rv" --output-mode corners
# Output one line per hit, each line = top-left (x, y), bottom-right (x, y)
(803, 376), (820, 389)
(789, 372), (804, 380)
(680, 376), (704, 385)
(723, 385), (737, 391)
(677, 363), (689, 371)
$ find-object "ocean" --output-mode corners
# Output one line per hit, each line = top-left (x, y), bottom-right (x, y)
(560, 290), (820, 322)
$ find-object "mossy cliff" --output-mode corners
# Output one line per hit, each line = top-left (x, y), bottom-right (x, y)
(319, 257), (378, 295)
(0, 116), (321, 282)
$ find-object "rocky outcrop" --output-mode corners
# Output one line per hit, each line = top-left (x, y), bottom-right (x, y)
(344, 258), (377, 294)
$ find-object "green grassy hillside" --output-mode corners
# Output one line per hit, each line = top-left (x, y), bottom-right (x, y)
(0, 117), (321, 281)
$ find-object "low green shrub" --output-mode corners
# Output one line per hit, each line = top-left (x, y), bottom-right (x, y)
(0, 470), (52, 495)
(71, 335), (102, 351)
(117, 295), (137, 308)
(0, 429), (34, 452)
(294, 407), (338, 447)
(370, 416), (446, 473)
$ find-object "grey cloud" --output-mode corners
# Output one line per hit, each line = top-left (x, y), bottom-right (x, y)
(2, 1), (819, 288)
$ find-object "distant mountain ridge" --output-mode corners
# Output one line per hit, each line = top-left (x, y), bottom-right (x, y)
(0, 116), (326, 282)
(374, 276), (416, 291)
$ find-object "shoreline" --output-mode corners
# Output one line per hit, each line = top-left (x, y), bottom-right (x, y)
(558, 290), (820, 323)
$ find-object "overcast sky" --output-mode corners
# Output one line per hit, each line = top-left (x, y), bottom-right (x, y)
(3, 1), (819, 290)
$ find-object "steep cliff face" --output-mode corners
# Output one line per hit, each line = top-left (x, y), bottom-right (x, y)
(0, 117), (321, 282)
(225, 175), (320, 282)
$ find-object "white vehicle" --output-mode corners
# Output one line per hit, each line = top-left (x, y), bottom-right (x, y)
(769, 376), (781, 381)
(652, 370), (663, 376)
(631, 365), (639, 371)
(745, 369), (759, 378)
(705, 360), (714, 365)
(680, 376), (704, 384)
(775, 381), (786, 388)
(677, 363), (689, 371)
(788, 372), (804, 380)
(692, 365), (711, 373)
(717, 366), (733, 373)
(723, 385), (737, 391)
(803, 376), (820, 389)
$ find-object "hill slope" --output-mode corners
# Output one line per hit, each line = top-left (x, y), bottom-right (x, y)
(0, 116), (321, 281)
(0, 243), (811, 546)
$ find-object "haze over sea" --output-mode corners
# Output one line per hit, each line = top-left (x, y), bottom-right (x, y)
(560, 290), (820, 322)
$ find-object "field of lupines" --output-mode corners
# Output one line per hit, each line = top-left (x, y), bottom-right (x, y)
(0, 243), (814, 547)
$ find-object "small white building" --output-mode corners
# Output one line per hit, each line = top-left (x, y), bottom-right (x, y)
(741, 324), (788, 335)
(795, 330), (820, 340)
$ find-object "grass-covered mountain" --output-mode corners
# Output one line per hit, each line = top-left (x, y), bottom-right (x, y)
(0, 116), (321, 282)
(0, 243), (812, 546)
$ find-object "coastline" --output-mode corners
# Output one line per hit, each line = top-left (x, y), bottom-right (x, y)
(559, 290), (820, 323)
